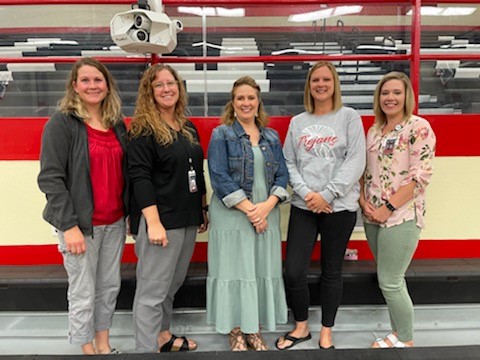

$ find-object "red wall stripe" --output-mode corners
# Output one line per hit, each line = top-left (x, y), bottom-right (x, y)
(1, 239), (479, 265)
(0, 118), (45, 160)
(0, 114), (479, 159)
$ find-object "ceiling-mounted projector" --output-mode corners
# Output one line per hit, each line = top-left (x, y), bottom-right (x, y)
(110, 0), (182, 54)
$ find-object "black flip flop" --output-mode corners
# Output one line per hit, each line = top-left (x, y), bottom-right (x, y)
(160, 335), (196, 352)
(319, 344), (335, 350)
(275, 332), (312, 350)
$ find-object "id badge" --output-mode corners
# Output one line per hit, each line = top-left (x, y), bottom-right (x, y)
(188, 169), (198, 193)
(383, 137), (396, 156)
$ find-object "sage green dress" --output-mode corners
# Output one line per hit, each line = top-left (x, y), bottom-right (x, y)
(207, 146), (288, 334)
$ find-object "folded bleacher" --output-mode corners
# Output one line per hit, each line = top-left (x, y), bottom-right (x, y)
(2, 258), (480, 311)
(1, 30), (478, 117)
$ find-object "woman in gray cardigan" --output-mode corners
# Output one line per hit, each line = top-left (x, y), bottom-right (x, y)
(38, 57), (127, 355)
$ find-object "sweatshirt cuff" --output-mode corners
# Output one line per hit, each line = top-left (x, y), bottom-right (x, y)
(320, 189), (335, 204)
(298, 186), (312, 202)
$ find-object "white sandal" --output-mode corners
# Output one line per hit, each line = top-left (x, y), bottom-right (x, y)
(375, 338), (390, 348)
(394, 340), (407, 348)
(374, 333), (399, 348)
(386, 333), (399, 345)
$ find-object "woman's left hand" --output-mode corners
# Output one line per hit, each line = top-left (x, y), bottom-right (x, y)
(370, 205), (392, 224)
(198, 210), (209, 233)
(247, 201), (273, 226)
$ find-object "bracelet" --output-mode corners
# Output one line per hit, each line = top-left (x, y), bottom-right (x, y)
(202, 205), (209, 212)
(385, 201), (396, 212)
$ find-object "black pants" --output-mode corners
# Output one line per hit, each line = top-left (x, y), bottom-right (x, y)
(284, 206), (356, 327)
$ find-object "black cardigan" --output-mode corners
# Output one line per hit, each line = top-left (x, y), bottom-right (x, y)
(127, 122), (205, 235)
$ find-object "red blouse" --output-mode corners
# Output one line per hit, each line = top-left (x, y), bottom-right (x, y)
(86, 123), (124, 226)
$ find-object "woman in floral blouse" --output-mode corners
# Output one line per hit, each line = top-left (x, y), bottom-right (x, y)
(360, 72), (436, 348)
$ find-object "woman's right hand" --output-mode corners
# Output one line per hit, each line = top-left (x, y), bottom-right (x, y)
(64, 226), (86, 255)
(359, 199), (376, 222)
(142, 205), (169, 247)
(147, 222), (169, 247)
(254, 218), (268, 234)
(305, 192), (332, 213)
(234, 199), (269, 233)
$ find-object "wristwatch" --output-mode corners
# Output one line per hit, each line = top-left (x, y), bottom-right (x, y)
(385, 201), (397, 212)
(202, 205), (209, 212)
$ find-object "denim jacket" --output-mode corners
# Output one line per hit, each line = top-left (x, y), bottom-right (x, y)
(208, 120), (290, 208)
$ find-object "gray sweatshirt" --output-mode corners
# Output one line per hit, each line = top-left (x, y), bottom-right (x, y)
(283, 107), (366, 212)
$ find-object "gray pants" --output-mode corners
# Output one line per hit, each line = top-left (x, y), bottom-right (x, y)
(364, 220), (420, 342)
(133, 217), (197, 353)
(58, 218), (126, 345)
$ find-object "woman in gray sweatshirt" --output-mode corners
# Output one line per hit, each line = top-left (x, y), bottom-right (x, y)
(276, 61), (366, 350)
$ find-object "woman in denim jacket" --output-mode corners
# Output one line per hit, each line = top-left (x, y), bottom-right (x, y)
(207, 76), (289, 351)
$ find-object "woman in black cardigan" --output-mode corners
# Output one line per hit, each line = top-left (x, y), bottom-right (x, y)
(127, 64), (208, 353)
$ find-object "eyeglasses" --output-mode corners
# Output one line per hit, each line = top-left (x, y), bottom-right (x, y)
(153, 81), (178, 90)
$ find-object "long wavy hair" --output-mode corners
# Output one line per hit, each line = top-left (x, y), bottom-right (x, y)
(303, 61), (343, 113)
(221, 76), (269, 128)
(373, 71), (415, 128)
(129, 64), (195, 146)
(58, 57), (123, 128)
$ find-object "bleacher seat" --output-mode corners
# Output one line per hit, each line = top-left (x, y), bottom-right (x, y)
(1, 259), (480, 311)
(1, 31), (479, 116)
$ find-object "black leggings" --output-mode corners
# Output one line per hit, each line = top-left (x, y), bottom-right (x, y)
(284, 206), (356, 327)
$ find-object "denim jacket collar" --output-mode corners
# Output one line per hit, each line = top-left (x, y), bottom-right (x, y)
(232, 119), (246, 138)
(232, 119), (266, 140)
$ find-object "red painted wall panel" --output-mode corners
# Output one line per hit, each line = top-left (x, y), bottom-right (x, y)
(1, 240), (479, 265)
(1, 113), (478, 264)
(1, 114), (479, 159)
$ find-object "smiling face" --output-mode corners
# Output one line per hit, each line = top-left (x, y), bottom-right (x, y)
(151, 68), (179, 112)
(73, 65), (108, 109)
(232, 84), (259, 123)
(379, 79), (406, 122)
(309, 65), (335, 107)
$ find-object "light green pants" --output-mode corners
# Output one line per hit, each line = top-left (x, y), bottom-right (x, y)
(364, 220), (421, 342)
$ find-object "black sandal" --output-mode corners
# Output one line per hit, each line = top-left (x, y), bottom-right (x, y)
(159, 334), (197, 352)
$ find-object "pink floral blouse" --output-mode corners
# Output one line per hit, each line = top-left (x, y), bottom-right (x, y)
(363, 115), (436, 228)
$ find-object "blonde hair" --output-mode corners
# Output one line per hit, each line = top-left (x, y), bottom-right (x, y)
(304, 61), (343, 113)
(373, 71), (415, 128)
(221, 76), (269, 128)
(129, 64), (196, 146)
(58, 57), (123, 127)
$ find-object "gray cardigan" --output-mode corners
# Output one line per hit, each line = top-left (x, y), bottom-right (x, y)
(37, 111), (128, 235)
